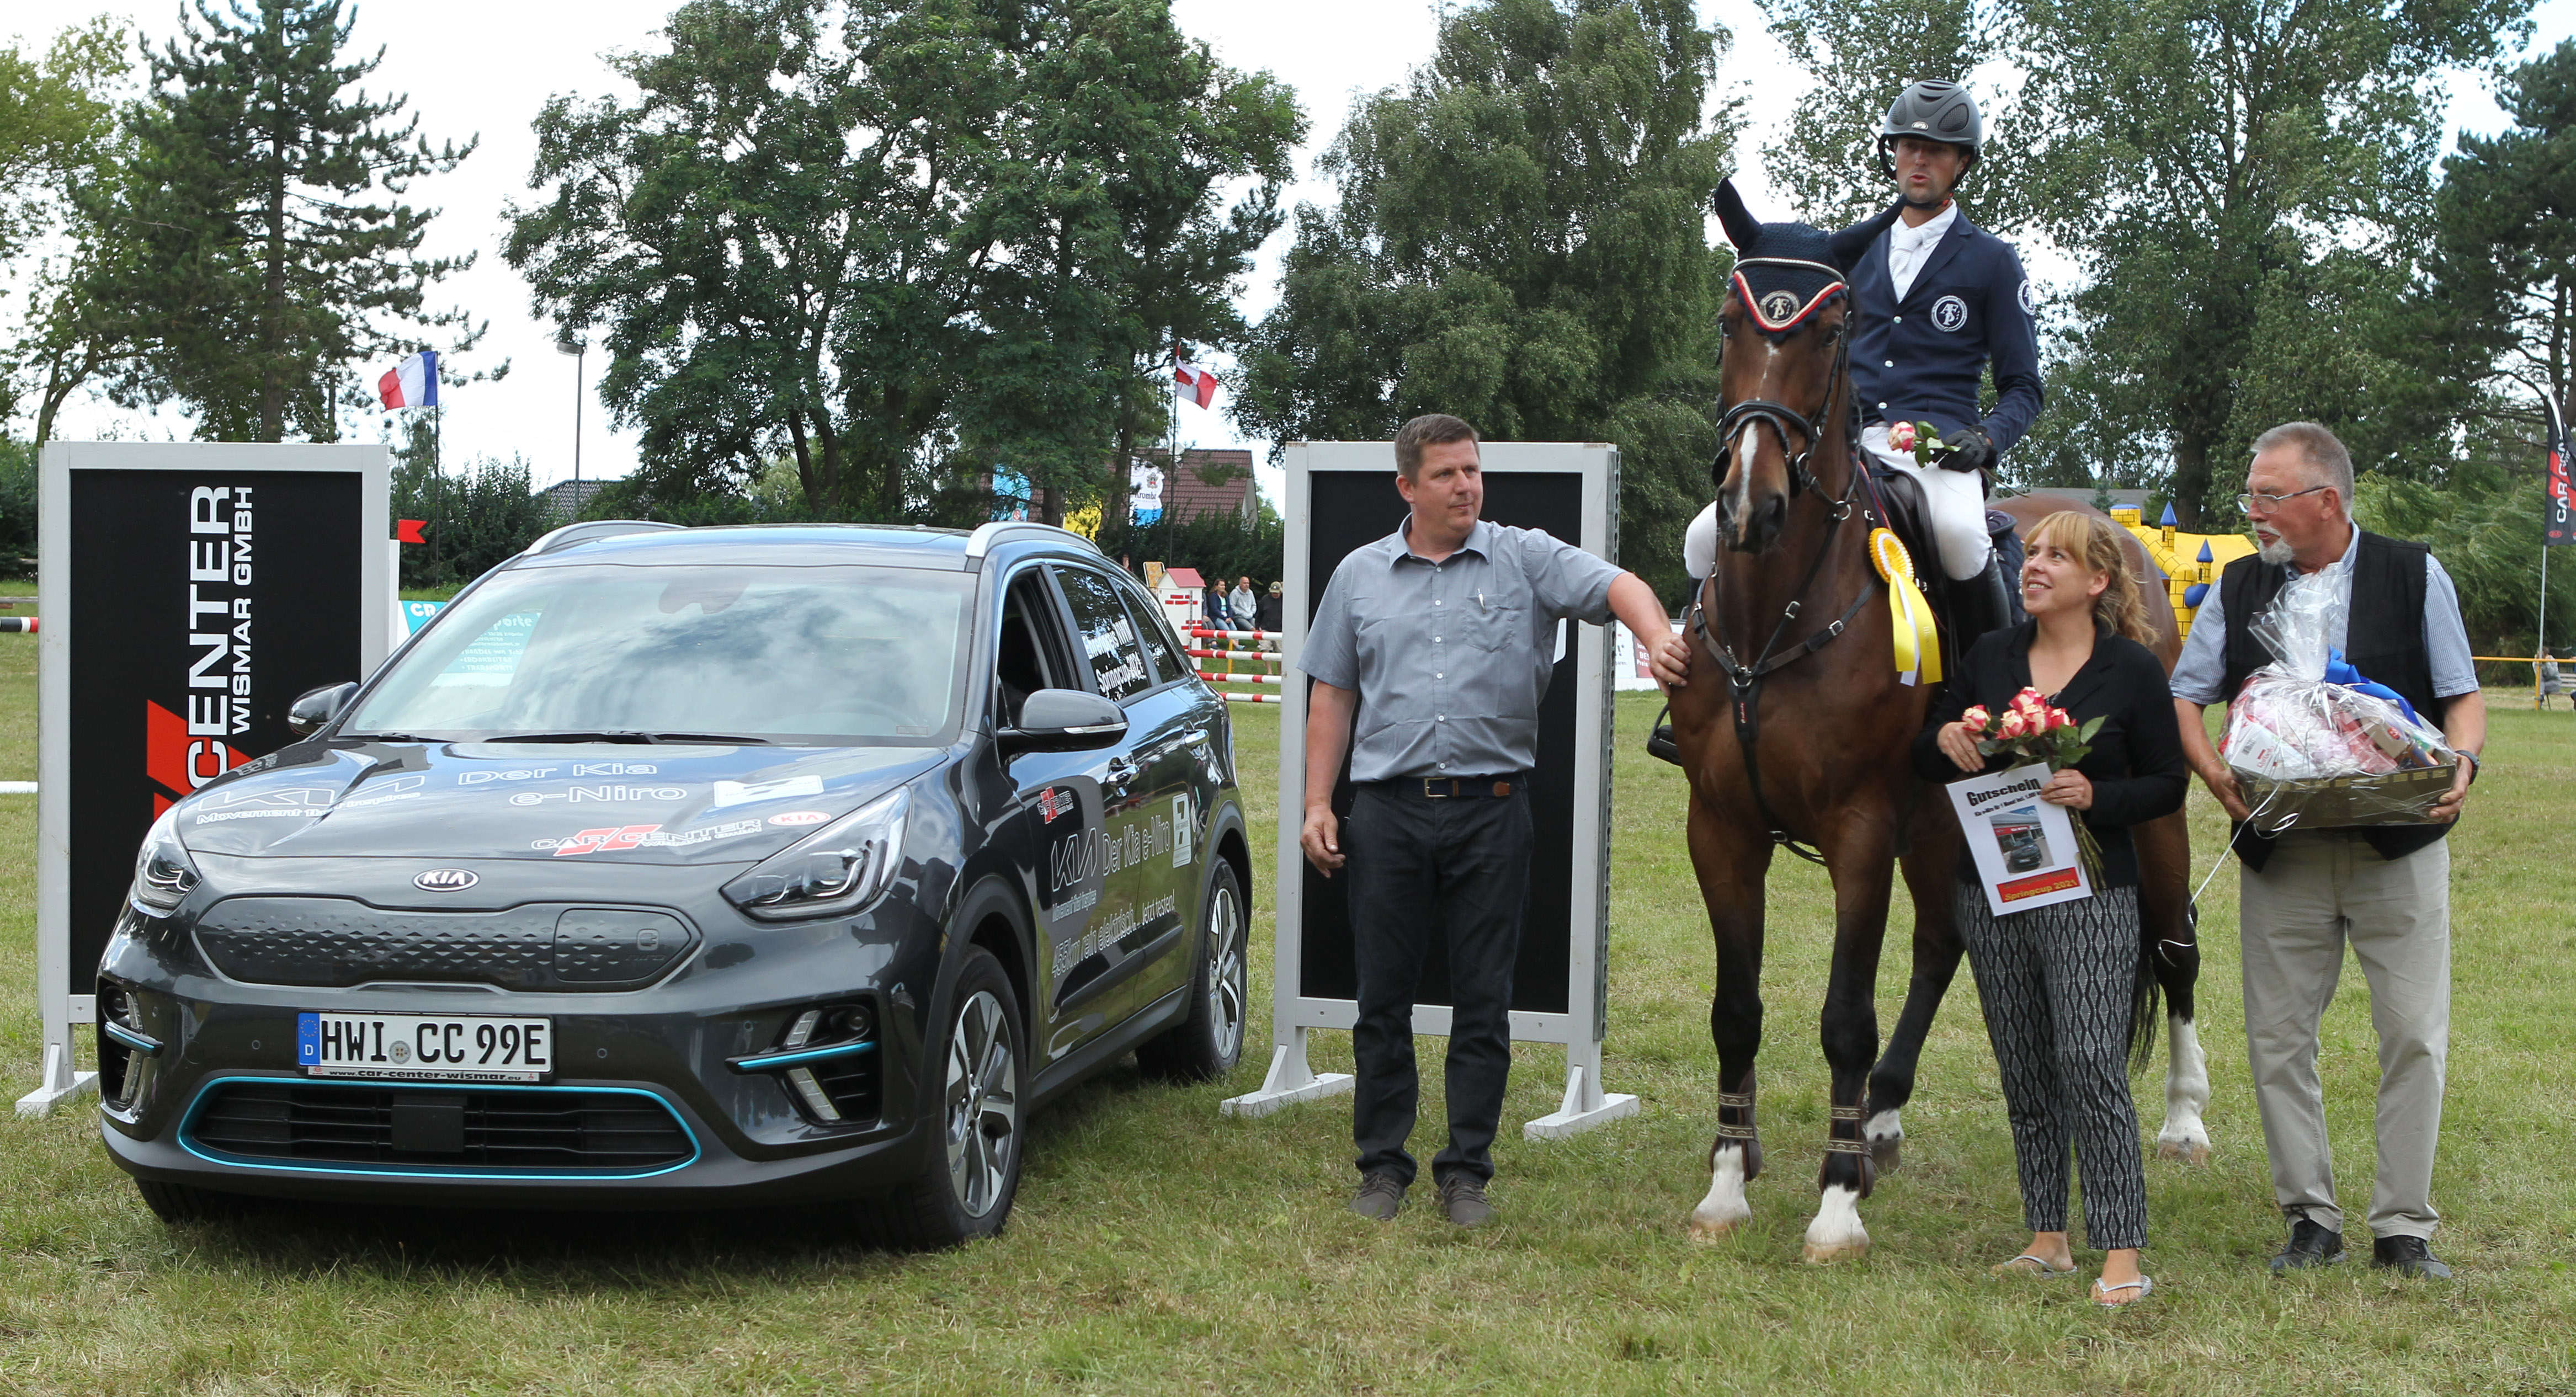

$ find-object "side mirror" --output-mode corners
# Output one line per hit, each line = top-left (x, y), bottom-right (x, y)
(286, 681), (359, 737)
(999, 688), (1126, 754)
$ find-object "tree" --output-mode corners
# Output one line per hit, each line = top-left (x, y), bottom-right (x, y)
(2426, 39), (2574, 463)
(86, 0), (477, 442)
(1231, 0), (1737, 600)
(0, 19), (129, 441)
(2000, 0), (2531, 525)
(507, 0), (1296, 521)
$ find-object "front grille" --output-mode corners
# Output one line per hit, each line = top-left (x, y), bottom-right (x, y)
(194, 898), (697, 991)
(185, 1081), (695, 1174)
(804, 1049), (882, 1123)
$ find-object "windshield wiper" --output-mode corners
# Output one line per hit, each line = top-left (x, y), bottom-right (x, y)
(482, 731), (774, 745)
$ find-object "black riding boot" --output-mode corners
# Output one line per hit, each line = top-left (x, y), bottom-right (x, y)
(1950, 549), (2019, 650)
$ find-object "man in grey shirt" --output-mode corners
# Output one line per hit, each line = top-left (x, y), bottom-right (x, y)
(2170, 422), (2484, 1279)
(1298, 413), (1687, 1226)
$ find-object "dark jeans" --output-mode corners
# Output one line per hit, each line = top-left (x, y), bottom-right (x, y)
(1344, 780), (1532, 1187)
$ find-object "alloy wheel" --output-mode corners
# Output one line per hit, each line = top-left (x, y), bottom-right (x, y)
(1207, 882), (1246, 1064)
(943, 989), (1018, 1218)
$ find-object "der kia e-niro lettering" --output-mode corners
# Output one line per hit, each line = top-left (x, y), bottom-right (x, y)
(98, 520), (1250, 1247)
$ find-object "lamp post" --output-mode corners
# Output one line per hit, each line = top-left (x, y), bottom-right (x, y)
(556, 337), (586, 490)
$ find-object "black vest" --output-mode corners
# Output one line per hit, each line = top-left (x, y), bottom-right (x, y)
(2217, 531), (2449, 870)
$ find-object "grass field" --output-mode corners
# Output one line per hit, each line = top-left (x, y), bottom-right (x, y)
(0, 627), (2569, 1393)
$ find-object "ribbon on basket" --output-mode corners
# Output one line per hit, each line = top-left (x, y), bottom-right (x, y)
(1869, 527), (1941, 686)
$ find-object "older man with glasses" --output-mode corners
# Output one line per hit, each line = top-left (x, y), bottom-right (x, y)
(2169, 421), (2486, 1281)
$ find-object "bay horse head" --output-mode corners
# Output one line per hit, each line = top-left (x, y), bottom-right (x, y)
(1710, 181), (1900, 554)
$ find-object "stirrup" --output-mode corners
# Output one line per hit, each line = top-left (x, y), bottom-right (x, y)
(1647, 701), (1681, 766)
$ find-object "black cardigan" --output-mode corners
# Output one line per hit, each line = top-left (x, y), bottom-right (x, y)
(1911, 622), (2188, 889)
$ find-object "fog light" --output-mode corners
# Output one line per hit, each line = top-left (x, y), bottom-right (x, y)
(786, 1067), (842, 1122)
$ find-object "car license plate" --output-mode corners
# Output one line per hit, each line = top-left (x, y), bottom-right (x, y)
(296, 1012), (553, 1083)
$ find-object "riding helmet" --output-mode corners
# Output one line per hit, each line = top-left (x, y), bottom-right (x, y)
(1875, 79), (1982, 178)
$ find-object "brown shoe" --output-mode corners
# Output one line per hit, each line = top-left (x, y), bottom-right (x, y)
(1437, 1172), (1494, 1227)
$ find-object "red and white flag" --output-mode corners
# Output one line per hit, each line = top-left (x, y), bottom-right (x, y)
(1173, 356), (1218, 410)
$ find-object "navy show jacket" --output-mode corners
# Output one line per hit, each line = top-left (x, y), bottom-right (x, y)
(1847, 207), (2046, 457)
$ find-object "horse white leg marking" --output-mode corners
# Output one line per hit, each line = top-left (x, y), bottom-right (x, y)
(2154, 1012), (2213, 1165)
(1687, 1148), (1753, 1241)
(1801, 1184), (1870, 1263)
(1864, 1108), (1902, 1147)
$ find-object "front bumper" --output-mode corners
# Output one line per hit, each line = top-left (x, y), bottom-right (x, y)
(97, 857), (952, 1209)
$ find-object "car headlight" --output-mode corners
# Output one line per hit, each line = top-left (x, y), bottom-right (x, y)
(129, 805), (202, 917)
(721, 788), (909, 921)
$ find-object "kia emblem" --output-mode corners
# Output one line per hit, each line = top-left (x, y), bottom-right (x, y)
(414, 868), (478, 892)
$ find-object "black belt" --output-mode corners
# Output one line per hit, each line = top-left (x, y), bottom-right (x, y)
(1371, 775), (1524, 799)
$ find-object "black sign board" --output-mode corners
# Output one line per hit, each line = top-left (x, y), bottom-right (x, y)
(1295, 468), (1588, 1015)
(29, 444), (386, 1112)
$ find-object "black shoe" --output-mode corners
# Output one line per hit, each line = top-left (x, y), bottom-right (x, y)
(1647, 703), (1681, 766)
(2269, 1217), (2346, 1273)
(2371, 1234), (2452, 1279)
(1350, 1171), (1406, 1222)
(1436, 1172), (1495, 1228)
(1950, 550), (2017, 647)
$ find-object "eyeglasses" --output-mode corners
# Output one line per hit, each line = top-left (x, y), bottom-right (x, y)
(2236, 484), (2332, 515)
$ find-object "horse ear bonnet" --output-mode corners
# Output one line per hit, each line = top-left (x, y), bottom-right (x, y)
(1827, 201), (1905, 275)
(1716, 180), (1854, 340)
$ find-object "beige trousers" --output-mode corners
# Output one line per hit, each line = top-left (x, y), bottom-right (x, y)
(2239, 833), (2451, 1240)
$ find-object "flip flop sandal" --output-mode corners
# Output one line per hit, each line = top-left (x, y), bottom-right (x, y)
(1991, 1254), (2077, 1278)
(2094, 1275), (2154, 1307)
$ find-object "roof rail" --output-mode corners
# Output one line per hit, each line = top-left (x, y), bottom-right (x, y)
(523, 519), (684, 557)
(964, 521), (1102, 559)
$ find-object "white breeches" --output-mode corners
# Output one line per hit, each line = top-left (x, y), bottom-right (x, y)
(1684, 424), (1994, 583)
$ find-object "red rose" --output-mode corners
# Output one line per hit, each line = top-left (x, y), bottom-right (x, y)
(1961, 705), (1991, 730)
(1887, 420), (1917, 453)
(1999, 709), (2029, 738)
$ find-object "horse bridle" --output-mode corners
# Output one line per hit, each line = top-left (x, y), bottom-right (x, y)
(1715, 258), (1856, 501)
(1694, 257), (1886, 865)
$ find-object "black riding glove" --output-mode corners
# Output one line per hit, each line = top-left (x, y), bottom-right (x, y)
(1940, 424), (1996, 474)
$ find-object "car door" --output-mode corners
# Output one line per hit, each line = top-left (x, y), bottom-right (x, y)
(1046, 563), (1189, 1028)
(1098, 564), (1220, 1014)
(991, 565), (1130, 1065)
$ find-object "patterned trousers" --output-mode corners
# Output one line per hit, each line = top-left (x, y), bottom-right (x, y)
(1955, 882), (2149, 1250)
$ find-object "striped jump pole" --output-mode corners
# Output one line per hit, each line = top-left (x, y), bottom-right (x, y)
(0, 617), (36, 633)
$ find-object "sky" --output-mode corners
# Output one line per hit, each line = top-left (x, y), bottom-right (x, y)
(16, 0), (2576, 510)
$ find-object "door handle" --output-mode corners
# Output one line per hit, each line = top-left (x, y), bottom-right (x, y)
(1183, 729), (1210, 747)
(1104, 756), (1138, 786)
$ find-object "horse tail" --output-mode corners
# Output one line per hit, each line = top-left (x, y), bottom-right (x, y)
(2127, 902), (2162, 1075)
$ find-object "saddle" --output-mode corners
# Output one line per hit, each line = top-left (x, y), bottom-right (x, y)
(1860, 466), (2023, 684)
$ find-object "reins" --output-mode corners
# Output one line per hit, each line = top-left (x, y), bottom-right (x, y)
(1691, 262), (1883, 866)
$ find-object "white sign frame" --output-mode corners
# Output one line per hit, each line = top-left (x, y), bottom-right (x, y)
(1220, 441), (1635, 1139)
(24, 442), (391, 1117)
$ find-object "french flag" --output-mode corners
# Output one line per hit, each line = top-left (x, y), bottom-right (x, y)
(378, 350), (439, 409)
(1174, 356), (1217, 410)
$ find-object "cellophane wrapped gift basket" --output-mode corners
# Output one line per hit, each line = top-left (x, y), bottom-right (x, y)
(2221, 576), (2457, 834)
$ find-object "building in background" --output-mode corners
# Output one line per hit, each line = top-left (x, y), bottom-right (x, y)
(539, 478), (610, 523)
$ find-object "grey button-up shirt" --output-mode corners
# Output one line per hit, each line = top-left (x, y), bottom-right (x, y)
(1299, 516), (1623, 782)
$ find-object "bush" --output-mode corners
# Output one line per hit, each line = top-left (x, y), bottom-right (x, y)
(395, 454), (558, 589)
(0, 437), (34, 575)
(1095, 506), (1284, 594)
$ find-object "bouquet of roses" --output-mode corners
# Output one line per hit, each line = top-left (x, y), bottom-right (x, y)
(1958, 687), (2107, 872)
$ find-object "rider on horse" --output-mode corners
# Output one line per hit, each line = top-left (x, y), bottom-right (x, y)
(1685, 79), (2044, 646)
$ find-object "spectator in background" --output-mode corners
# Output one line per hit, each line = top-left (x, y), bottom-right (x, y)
(1230, 575), (1258, 633)
(1259, 581), (1285, 648)
(2540, 650), (2562, 711)
(1204, 580), (1226, 630)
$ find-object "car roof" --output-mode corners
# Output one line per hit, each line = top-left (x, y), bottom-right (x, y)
(509, 521), (1105, 574)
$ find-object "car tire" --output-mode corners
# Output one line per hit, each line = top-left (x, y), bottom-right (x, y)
(1138, 860), (1248, 1083)
(133, 1177), (254, 1223)
(856, 945), (1026, 1251)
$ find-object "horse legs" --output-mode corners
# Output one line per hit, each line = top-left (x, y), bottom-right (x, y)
(2135, 811), (2212, 1165)
(1805, 815), (1898, 1263)
(1686, 791), (1771, 1241)
(1863, 814), (1967, 1173)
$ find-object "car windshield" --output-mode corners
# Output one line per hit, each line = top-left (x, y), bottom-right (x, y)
(345, 562), (974, 745)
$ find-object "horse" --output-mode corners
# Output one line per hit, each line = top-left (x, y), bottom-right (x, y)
(1667, 182), (2209, 1262)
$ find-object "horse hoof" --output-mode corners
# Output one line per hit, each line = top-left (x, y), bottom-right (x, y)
(1688, 1212), (1749, 1243)
(1869, 1136), (1901, 1173)
(1801, 1239), (1870, 1264)
(2155, 1138), (2212, 1166)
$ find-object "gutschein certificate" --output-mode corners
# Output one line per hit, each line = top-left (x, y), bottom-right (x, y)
(1945, 762), (2094, 918)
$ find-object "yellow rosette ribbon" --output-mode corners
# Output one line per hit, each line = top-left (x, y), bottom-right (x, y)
(1869, 527), (1942, 686)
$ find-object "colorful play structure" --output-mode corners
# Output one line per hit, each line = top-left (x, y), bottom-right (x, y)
(2100, 500), (2256, 642)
